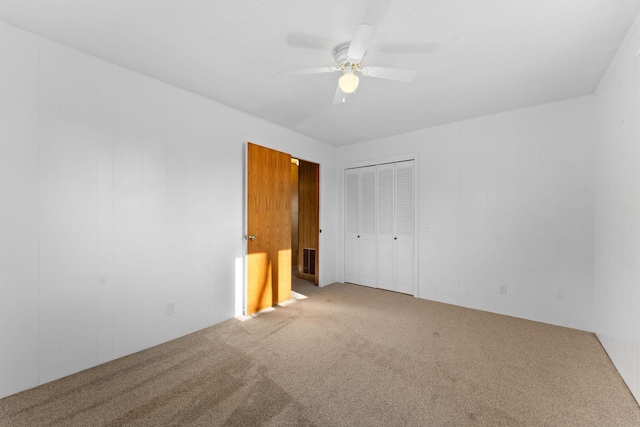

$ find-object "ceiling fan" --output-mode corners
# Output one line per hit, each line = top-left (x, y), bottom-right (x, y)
(282, 24), (418, 104)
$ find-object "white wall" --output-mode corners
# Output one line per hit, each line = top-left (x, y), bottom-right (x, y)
(594, 17), (640, 402)
(0, 23), (338, 399)
(337, 96), (595, 332)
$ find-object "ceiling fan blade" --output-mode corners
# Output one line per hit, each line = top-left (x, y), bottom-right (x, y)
(281, 66), (338, 75)
(360, 66), (417, 82)
(285, 32), (334, 50)
(333, 83), (347, 104)
(375, 42), (438, 55)
(347, 24), (374, 61)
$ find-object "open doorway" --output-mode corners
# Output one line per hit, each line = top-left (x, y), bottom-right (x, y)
(291, 158), (319, 288)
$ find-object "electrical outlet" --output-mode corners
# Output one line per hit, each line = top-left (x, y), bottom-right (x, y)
(167, 302), (176, 315)
(499, 285), (507, 295)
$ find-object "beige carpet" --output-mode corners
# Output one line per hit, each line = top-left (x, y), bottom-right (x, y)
(1, 281), (639, 426)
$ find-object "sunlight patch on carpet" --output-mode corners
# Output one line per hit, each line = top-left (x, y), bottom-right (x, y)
(290, 291), (308, 300)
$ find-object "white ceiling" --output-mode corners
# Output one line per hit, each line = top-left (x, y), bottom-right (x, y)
(1, 0), (639, 146)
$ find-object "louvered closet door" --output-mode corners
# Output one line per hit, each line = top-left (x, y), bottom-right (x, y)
(344, 169), (360, 284)
(358, 166), (377, 287)
(376, 163), (395, 291)
(394, 161), (414, 295)
(344, 161), (413, 293)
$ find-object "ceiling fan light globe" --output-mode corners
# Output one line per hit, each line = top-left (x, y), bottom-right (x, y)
(338, 73), (359, 94)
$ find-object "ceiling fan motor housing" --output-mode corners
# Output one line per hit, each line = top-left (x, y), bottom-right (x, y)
(333, 42), (352, 67)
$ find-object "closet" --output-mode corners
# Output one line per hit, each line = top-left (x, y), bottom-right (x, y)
(344, 160), (414, 295)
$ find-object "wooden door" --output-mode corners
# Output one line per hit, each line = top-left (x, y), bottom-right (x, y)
(247, 143), (292, 315)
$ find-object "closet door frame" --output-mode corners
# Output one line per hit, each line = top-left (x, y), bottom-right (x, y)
(340, 153), (419, 297)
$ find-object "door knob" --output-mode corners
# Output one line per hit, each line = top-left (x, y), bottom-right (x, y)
(246, 235), (257, 241)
